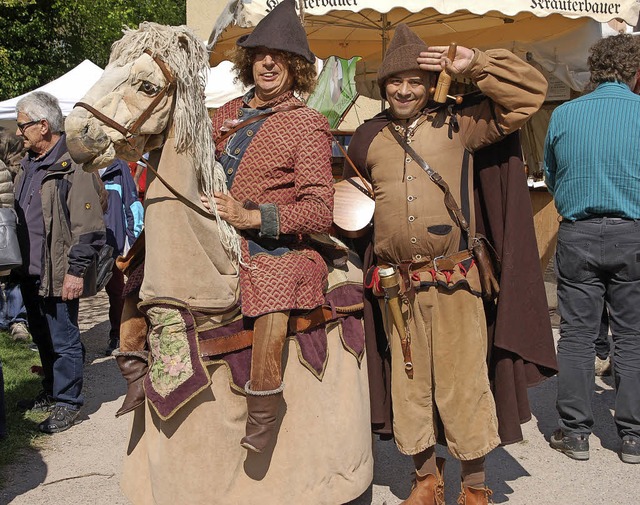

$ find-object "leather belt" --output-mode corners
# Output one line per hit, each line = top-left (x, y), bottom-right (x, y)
(199, 330), (253, 358)
(199, 303), (364, 358)
(411, 249), (474, 273)
(289, 303), (364, 334)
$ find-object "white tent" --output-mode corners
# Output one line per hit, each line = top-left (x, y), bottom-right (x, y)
(209, 1), (640, 95)
(205, 60), (247, 109)
(0, 60), (103, 128)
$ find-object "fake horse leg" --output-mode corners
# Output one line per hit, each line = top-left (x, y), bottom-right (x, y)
(241, 310), (289, 453)
(113, 291), (149, 417)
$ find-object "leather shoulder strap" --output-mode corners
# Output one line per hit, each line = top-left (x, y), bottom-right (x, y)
(217, 104), (304, 144)
(388, 125), (470, 234)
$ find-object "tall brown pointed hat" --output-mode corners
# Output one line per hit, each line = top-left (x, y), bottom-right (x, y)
(377, 23), (429, 98)
(236, 0), (315, 63)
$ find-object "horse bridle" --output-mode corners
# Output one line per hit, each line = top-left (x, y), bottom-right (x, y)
(73, 49), (220, 221)
(74, 49), (176, 147)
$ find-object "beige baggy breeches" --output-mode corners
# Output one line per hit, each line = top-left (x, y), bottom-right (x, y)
(380, 286), (500, 460)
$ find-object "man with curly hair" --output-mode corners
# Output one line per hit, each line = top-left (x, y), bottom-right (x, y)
(205, 0), (334, 454)
(544, 33), (640, 465)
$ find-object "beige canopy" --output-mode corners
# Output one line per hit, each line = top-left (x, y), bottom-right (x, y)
(208, 0), (640, 65)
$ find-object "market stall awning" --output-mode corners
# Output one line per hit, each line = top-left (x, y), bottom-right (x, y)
(208, 0), (640, 64)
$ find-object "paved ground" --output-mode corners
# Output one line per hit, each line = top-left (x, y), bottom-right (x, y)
(0, 290), (638, 505)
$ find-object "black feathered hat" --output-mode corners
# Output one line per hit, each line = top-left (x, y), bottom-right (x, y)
(236, 0), (315, 64)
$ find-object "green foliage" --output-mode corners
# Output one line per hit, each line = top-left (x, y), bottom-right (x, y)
(0, 331), (47, 482)
(0, 0), (186, 100)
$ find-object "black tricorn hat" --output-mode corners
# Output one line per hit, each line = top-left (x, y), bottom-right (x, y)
(237, 0), (315, 64)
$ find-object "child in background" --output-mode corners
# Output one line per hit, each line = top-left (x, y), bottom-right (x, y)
(99, 159), (144, 355)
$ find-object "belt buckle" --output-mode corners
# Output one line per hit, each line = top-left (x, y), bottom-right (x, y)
(432, 255), (445, 272)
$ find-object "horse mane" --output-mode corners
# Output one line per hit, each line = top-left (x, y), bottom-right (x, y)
(109, 21), (239, 263)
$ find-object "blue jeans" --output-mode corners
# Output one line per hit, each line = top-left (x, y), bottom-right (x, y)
(0, 280), (28, 330)
(20, 277), (84, 408)
(556, 218), (640, 440)
(0, 358), (6, 438)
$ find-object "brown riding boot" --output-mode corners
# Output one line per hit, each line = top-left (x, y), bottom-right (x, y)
(240, 381), (284, 453)
(401, 457), (446, 505)
(456, 484), (493, 505)
(113, 351), (148, 417)
(241, 311), (289, 453)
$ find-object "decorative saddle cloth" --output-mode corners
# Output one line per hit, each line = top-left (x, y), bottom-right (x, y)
(140, 253), (366, 420)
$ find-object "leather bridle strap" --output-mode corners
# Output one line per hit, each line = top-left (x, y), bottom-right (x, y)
(74, 49), (176, 147)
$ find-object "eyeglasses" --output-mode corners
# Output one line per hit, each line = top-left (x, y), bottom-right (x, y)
(16, 119), (41, 133)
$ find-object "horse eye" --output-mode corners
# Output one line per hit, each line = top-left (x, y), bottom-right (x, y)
(139, 81), (160, 95)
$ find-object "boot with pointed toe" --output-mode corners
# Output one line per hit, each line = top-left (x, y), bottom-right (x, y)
(113, 351), (148, 417)
(240, 382), (284, 453)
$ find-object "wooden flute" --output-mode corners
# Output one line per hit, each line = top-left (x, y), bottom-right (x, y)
(432, 43), (463, 104)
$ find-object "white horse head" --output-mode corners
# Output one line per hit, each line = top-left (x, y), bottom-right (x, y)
(67, 23), (209, 165)
(66, 21), (240, 291)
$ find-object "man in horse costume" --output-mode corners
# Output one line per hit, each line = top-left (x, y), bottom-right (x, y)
(64, 4), (372, 504)
(344, 24), (558, 504)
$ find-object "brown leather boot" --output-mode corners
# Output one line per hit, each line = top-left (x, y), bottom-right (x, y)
(457, 484), (493, 505)
(401, 457), (445, 505)
(113, 351), (148, 417)
(240, 381), (284, 453)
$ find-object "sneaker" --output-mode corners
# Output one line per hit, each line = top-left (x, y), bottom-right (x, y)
(594, 356), (611, 376)
(10, 322), (30, 341)
(620, 436), (640, 464)
(17, 390), (54, 412)
(38, 405), (80, 434)
(550, 429), (589, 460)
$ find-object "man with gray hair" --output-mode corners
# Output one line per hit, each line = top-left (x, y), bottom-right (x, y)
(13, 91), (106, 433)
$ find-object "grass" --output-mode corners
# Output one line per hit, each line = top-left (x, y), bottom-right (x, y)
(0, 330), (49, 486)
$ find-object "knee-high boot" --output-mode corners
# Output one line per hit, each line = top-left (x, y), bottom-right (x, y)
(240, 311), (289, 453)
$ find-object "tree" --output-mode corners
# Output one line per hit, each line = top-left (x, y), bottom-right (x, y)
(0, 0), (186, 100)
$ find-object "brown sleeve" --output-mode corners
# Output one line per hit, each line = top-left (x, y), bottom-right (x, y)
(455, 49), (548, 152)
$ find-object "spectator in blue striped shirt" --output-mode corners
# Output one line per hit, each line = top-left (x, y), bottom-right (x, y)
(544, 33), (640, 465)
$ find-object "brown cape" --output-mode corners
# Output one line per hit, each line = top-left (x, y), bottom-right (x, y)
(344, 109), (558, 445)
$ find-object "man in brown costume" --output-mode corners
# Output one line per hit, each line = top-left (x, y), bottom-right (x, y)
(345, 24), (556, 504)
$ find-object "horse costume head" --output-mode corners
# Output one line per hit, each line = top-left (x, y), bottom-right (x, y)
(66, 22), (210, 177)
(66, 22), (238, 262)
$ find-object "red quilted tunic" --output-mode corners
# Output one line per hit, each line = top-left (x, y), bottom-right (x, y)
(212, 91), (334, 317)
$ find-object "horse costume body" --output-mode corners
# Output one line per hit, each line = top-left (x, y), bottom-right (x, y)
(65, 22), (372, 505)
